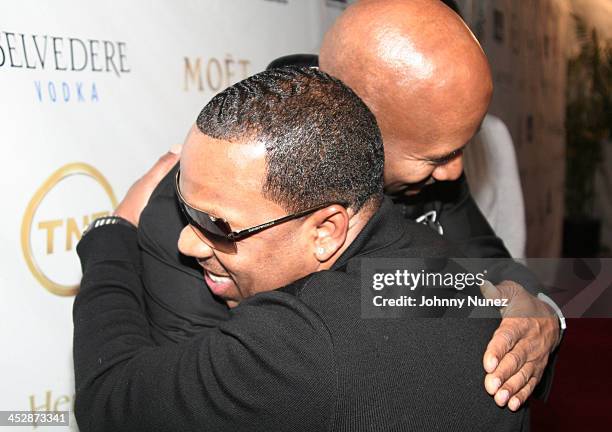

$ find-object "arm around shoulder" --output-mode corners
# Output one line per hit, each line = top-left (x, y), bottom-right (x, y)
(74, 230), (336, 432)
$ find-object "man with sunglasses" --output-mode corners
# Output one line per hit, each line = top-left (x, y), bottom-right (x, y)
(74, 67), (528, 431)
(131, 0), (561, 415)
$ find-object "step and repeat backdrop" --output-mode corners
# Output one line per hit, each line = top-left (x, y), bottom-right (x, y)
(458, 0), (570, 258)
(0, 1), (352, 430)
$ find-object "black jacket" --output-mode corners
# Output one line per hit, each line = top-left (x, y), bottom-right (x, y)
(393, 173), (512, 258)
(74, 197), (528, 431)
(138, 164), (557, 400)
(138, 164), (519, 343)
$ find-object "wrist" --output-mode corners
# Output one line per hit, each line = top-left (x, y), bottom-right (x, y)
(77, 216), (140, 273)
(537, 292), (566, 350)
(82, 215), (136, 238)
(112, 207), (139, 227)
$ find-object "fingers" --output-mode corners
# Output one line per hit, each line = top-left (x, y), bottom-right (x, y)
(169, 143), (183, 155)
(480, 280), (521, 317)
(149, 146), (181, 180)
(113, 146), (182, 226)
(481, 281), (557, 411)
(481, 282), (520, 374)
(507, 376), (540, 411)
(484, 328), (548, 410)
(484, 337), (528, 394)
(490, 360), (534, 406)
(480, 280), (502, 300)
(481, 280), (519, 301)
(496, 335), (549, 409)
(138, 148), (181, 196)
(483, 318), (525, 373)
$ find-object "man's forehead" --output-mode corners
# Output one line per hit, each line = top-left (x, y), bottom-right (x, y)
(183, 132), (266, 175)
(180, 132), (268, 220)
(184, 130), (266, 163)
(421, 118), (484, 162)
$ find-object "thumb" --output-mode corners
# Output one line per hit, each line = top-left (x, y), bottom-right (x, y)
(147, 145), (182, 182)
(169, 143), (183, 155)
(480, 280), (502, 300)
(480, 280), (517, 316)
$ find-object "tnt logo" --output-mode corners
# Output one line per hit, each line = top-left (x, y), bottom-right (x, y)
(21, 163), (117, 296)
(38, 212), (110, 254)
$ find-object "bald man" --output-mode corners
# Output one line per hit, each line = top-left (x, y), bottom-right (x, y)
(76, 67), (533, 431)
(122, 0), (561, 415)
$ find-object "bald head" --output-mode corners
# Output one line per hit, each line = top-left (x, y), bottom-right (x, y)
(320, 0), (493, 194)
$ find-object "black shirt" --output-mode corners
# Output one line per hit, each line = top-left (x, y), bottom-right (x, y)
(138, 164), (516, 344)
(138, 163), (556, 400)
(74, 197), (527, 431)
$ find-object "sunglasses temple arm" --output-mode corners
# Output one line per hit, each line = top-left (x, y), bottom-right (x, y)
(230, 202), (347, 241)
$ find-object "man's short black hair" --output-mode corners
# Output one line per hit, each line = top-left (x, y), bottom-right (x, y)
(196, 67), (384, 213)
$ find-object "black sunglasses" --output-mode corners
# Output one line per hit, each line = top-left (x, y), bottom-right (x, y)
(175, 170), (346, 254)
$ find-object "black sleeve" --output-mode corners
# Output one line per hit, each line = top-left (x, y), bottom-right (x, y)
(73, 225), (336, 432)
(439, 176), (560, 401)
(401, 175), (548, 291)
(400, 175), (559, 400)
(138, 162), (229, 345)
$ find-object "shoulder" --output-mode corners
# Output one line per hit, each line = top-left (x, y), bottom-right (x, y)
(400, 218), (452, 256)
(221, 290), (337, 380)
(225, 289), (334, 343)
(211, 290), (337, 430)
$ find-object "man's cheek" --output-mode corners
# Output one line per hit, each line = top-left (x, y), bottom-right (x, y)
(261, 246), (298, 288)
(227, 246), (267, 295)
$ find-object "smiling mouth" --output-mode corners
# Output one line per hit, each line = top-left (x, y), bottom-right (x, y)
(201, 267), (235, 299)
(205, 270), (232, 284)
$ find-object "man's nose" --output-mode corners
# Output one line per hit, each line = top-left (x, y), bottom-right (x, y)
(178, 226), (215, 259)
(432, 157), (463, 182)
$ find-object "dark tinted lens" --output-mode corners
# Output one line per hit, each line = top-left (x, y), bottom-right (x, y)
(179, 202), (237, 254)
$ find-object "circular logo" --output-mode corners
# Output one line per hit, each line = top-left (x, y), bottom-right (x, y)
(21, 163), (117, 296)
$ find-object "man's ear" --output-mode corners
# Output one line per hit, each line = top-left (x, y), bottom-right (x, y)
(308, 205), (350, 263)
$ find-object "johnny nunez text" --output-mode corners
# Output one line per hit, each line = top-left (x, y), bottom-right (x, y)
(372, 295), (509, 308)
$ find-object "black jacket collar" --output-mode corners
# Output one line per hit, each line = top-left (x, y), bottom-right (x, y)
(331, 196), (411, 270)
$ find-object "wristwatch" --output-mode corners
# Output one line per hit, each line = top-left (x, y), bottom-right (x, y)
(537, 292), (566, 345)
(82, 215), (136, 238)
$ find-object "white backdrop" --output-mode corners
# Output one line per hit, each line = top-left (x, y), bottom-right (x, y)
(0, 1), (351, 430)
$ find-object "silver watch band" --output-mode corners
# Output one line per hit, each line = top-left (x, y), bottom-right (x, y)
(537, 292), (566, 345)
(82, 216), (136, 237)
